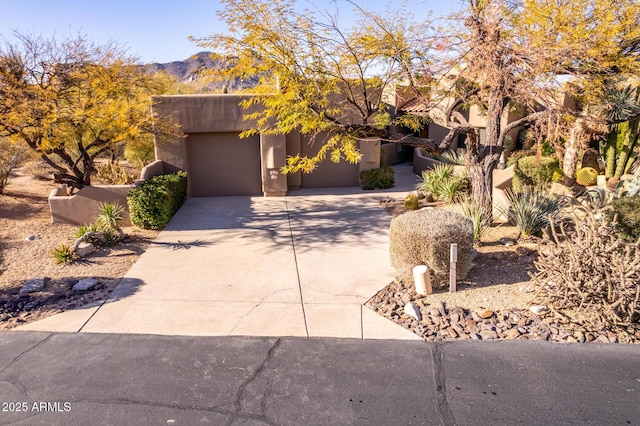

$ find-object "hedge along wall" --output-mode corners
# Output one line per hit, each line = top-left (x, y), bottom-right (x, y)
(127, 171), (188, 229)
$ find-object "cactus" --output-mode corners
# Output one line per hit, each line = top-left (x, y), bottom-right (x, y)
(404, 193), (419, 210)
(614, 117), (639, 177)
(601, 86), (640, 178)
(551, 168), (564, 182)
(576, 167), (598, 186)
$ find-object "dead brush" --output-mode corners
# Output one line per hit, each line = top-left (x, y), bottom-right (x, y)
(532, 200), (640, 336)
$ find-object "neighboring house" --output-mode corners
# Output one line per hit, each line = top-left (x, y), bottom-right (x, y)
(151, 94), (383, 197)
(395, 94), (526, 157)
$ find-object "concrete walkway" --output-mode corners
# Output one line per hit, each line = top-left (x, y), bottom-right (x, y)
(15, 164), (423, 339)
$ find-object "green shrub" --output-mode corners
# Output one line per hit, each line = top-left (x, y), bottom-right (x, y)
(512, 156), (559, 192)
(360, 166), (394, 190)
(503, 188), (565, 238)
(389, 208), (474, 289)
(610, 196), (640, 242)
(128, 171), (187, 229)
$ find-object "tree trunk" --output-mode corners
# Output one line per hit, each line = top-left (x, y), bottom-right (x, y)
(465, 100), (502, 213)
(465, 132), (500, 213)
(563, 117), (586, 181)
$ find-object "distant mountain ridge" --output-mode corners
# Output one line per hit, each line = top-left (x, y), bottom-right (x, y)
(144, 51), (257, 92)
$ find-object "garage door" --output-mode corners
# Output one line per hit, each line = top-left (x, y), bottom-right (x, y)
(187, 132), (262, 196)
(300, 133), (359, 188)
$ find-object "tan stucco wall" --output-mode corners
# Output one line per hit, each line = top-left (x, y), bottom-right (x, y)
(152, 94), (381, 195)
(49, 185), (132, 226)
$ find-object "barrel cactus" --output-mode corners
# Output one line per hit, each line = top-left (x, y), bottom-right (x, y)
(551, 168), (564, 182)
(576, 167), (598, 186)
(404, 193), (419, 210)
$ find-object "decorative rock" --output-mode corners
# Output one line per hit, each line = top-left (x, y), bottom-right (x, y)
(20, 277), (45, 295)
(479, 309), (494, 319)
(504, 328), (521, 340)
(529, 305), (549, 315)
(403, 302), (422, 321)
(24, 235), (39, 241)
(479, 329), (498, 340)
(75, 242), (96, 258)
(73, 278), (99, 292)
(499, 237), (516, 247)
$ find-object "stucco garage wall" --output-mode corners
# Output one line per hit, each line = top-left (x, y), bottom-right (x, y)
(187, 132), (262, 196)
(299, 133), (359, 188)
(152, 94), (380, 196)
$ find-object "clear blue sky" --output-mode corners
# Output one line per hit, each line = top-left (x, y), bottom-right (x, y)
(0, 0), (459, 64)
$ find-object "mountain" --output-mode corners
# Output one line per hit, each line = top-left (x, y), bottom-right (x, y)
(144, 52), (257, 92)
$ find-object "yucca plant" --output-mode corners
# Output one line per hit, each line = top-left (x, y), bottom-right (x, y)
(452, 195), (491, 242)
(96, 202), (125, 232)
(417, 164), (467, 201)
(95, 201), (126, 244)
(438, 177), (465, 202)
(503, 188), (565, 238)
(51, 244), (77, 265)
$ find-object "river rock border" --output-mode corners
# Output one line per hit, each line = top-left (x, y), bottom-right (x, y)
(365, 279), (640, 344)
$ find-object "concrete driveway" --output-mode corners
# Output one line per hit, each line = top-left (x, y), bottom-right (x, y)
(16, 164), (421, 339)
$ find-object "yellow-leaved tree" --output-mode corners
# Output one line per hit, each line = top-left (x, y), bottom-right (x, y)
(192, 0), (435, 173)
(0, 33), (180, 190)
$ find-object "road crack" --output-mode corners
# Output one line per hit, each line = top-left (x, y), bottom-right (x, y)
(432, 342), (457, 426)
(0, 333), (53, 374)
(225, 338), (281, 426)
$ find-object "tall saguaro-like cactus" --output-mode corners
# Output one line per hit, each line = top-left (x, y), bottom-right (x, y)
(614, 115), (640, 177)
(601, 86), (640, 178)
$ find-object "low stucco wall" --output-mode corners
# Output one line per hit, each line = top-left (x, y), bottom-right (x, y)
(492, 165), (515, 222)
(49, 185), (132, 226)
(413, 148), (465, 176)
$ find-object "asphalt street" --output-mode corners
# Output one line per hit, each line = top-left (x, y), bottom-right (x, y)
(0, 332), (638, 425)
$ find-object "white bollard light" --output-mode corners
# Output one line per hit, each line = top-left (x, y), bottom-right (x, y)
(413, 265), (432, 295)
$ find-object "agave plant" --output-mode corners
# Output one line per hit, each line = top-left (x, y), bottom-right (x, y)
(503, 188), (565, 238)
